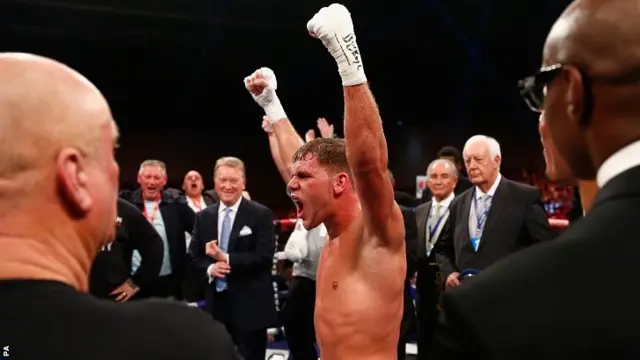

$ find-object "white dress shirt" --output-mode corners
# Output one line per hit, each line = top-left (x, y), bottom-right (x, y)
(425, 191), (455, 255)
(207, 196), (243, 280)
(184, 196), (207, 249)
(597, 140), (640, 188)
(468, 173), (502, 243)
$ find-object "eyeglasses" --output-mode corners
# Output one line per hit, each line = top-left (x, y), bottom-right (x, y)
(517, 64), (563, 113)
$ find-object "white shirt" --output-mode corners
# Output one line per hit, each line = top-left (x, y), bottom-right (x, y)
(218, 197), (242, 242)
(469, 173), (502, 242)
(184, 196), (207, 249)
(425, 191), (455, 255)
(474, 173), (502, 200)
(275, 220), (326, 280)
(597, 140), (640, 188)
(206, 196), (243, 280)
(431, 192), (455, 211)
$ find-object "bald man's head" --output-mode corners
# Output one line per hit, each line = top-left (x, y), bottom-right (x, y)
(0, 53), (119, 251)
(531, 0), (640, 180)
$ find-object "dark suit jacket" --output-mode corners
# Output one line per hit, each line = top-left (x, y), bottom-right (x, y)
(421, 175), (473, 203)
(436, 177), (552, 282)
(430, 164), (640, 359)
(89, 198), (164, 298)
(119, 189), (196, 282)
(189, 197), (278, 333)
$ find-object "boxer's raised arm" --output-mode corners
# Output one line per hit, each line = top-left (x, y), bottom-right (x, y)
(246, 68), (306, 184)
(307, 4), (403, 247)
(344, 85), (403, 247)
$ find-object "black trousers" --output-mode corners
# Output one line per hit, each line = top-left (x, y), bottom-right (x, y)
(416, 260), (440, 360)
(398, 283), (416, 360)
(212, 290), (267, 360)
(134, 274), (181, 300)
(282, 276), (318, 360)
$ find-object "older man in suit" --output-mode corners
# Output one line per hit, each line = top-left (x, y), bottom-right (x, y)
(189, 156), (277, 360)
(414, 159), (457, 359)
(437, 135), (552, 290)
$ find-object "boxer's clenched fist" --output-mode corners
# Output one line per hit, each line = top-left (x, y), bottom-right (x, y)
(244, 67), (287, 124)
(307, 4), (367, 86)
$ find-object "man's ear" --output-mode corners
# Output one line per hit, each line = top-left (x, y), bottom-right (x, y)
(57, 148), (92, 216)
(332, 172), (349, 195)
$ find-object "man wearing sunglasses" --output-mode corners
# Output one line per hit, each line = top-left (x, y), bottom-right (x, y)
(430, 0), (640, 358)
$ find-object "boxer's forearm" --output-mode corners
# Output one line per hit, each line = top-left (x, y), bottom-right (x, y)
(344, 85), (388, 173)
(267, 133), (290, 183)
(273, 119), (305, 176)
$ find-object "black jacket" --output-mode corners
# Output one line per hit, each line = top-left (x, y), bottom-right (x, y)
(89, 199), (164, 298)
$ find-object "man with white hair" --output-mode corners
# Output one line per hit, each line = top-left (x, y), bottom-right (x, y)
(414, 158), (458, 358)
(436, 135), (552, 290)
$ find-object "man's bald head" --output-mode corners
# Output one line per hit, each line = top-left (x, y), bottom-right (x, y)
(545, 0), (640, 79)
(0, 53), (116, 195)
(538, 0), (640, 180)
(0, 53), (119, 257)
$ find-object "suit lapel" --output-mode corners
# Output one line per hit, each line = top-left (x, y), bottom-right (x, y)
(432, 211), (450, 241)
(416, 202), (431, 257)
(228, 198), (247, 251)
(478, 178), (508, 251)
(459, 190), (473, 248)
(212, 203), (220, 240)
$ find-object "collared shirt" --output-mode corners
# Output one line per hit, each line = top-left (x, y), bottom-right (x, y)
(431, 192), (455, 212)
(468, 173), (502, 242)
(597, 140), (640, 188)
(217, 196), (243, 264)
(185, 196), (207, 249)
(474, 173), (502, 200)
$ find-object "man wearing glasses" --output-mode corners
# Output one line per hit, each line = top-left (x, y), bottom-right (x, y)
(430, 0), (640, 358)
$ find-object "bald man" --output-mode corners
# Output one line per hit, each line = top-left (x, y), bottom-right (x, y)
(431, 1), (640, 358)
(0, 53), (240, 360)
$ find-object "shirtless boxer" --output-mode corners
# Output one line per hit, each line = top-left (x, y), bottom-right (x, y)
(246, 4), (406, 359)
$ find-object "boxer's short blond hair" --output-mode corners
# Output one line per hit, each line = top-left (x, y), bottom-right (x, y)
(292, 138), (353, 180)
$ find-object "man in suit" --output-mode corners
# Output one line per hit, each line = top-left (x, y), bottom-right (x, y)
(398, 205), (419, 360)
(430, 1), (640, 357)
(414, 159), (457, 359)
(189, 156), (277, 360)
(421, 146), (472, 202)
(437, 135), (552, 290)
(119, 160), (196, 299)
(89, 198), (163, 301)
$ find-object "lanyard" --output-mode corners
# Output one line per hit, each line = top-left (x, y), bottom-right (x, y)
(428, 205), (448, 239)
(473, 192), (491, 235)
(143, 200), (160, 224)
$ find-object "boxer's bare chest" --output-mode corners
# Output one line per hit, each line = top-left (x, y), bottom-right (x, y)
(314, 226), (405, 352)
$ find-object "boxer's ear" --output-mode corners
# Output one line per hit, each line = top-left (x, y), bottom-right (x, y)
(332, 172), (349, 195)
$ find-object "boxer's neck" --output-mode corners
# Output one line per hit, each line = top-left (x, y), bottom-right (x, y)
(325, 194), (360, 239)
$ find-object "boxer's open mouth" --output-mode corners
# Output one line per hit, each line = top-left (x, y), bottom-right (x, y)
(295, 201), (304, 218)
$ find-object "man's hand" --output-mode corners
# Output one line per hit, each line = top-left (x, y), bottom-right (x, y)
(307, 4), (367, 86)
(261, 116), (274, 134)
(206, 240), (228, 262)
(244, 68), (287, 123)
(208, 262), (231, 278)
(110, 279), (139, 302)
(305, 129), (316, 143)
(317, 117), (334, 138)
(445, 272), (461, 289)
